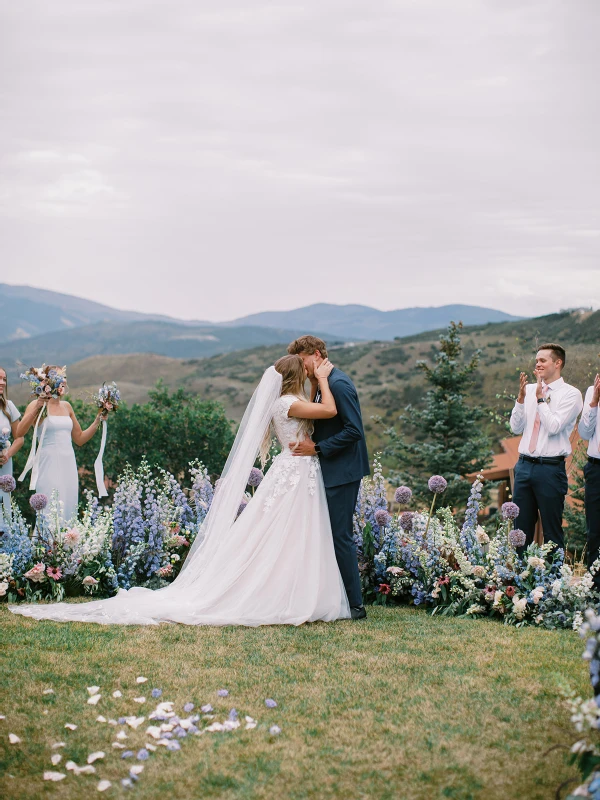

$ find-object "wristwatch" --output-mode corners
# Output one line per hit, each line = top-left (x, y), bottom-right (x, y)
(314, 444), (321, 455)
(537, 398), (545, 404)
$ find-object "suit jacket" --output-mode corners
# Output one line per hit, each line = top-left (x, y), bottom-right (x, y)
(313, 368), (370, 489)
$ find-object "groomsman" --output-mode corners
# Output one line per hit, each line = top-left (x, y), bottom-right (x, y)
(579, 374), (600, 574)
(510, 343), (583, 549)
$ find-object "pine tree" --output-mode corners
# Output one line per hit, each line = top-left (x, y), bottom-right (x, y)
(384, 322), (493, 508)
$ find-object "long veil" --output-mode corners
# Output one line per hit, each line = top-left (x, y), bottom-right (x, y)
(174, 366), (282, 587)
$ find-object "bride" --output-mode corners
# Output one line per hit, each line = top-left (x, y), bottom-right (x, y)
(10, 355), (351, 626)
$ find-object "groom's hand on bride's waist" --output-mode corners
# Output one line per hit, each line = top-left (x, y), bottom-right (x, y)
(290, 439), (317, 457)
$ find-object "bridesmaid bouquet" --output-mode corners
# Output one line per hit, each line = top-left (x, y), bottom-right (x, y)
(92, 382), (121, 498)
(0, 427), (10, 454)
(20, 365), (67, 399)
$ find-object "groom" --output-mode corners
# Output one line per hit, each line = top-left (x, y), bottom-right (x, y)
(287, 335), (370, 620)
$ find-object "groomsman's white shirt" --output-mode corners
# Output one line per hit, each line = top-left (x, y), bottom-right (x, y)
(578, 386), (600, 458)
(510, 378), (583, 456)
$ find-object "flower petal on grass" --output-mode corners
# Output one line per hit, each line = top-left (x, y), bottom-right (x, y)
(112, 742), (126, 749)
(51, 742), (66, 749)
(116, 730), (128, 740)
(183, 703), (194, 713)
(0, 715), (5, 720)
(216, 689), (229, 697)
(87, 686), (100, 696)
(87, 695), (102, 706)
(145, 743), (157, 751)
(269, 725), (282, 736)
(146, 726), (162, 739)
(65, 723), (77, 730)
(121, 751), (134, 759)
(133, 697), (146, 704)
(96, 715), (107, 723)
(112, 690), (122, 698)
(43, 688), (55, 695)
(200, 704), (213, 713)
(136, 677), (148, 684)
(265, 698), (277, 708)
(126, 716), (145, 730)
(44, 771), (66, 781)
(151, 688), (162, 698)
(166, 740), (181, 751)
(97, 780), (111, 792)
(51, 754), (62, 765)
(87, 752), (105, 764)
(121, 778), (133, 789)
(8, 733), (21, 744)
(130, 765), (144, 776)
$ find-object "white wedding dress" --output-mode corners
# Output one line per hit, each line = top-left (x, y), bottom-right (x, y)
(34, 415), (79, 524)
(10, 370), (350, 627)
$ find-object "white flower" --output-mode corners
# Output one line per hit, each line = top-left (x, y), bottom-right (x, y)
(527, 556), (545, 570)
(493, 590), (504, 607)
(531, 586), (545, 605)
(551, 579), (562, 597)
(475, 526), (490, 544)
(512, 597), (528, 619)
(44, 772), (66, 781)
(573, 612), (584, 632)
(82, 576), (99, 587)
(0, 582), (8, 597)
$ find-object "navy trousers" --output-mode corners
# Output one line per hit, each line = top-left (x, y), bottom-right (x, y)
(325, 480), (363, 608)
(512, 457), (569, 549)
(585, 461), (600, 571)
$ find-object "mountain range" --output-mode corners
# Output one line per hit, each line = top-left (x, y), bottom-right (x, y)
(0, 284), (523, 353)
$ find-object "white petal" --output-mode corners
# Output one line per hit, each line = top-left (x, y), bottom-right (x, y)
(145, 743), (157, 751)
(135, 677), (148, 684)
(160, 723), (174, 732)
(145, 726), (161, 739)
(0, 715), (5, 720)
(42, 710), (49, 716)
(116, 731), (128, 740)
(87, 695), (101, 706)
(51, 742), (66, 749)
(51, 754), (62, 765)
(245, 721), (257, 729)
(112, 690), (122, 698)
(129, 765), (144, 776)
(179, 719), (192, 730)
(44, 772), (66, 781)
(43, 688), (55, 695)
(112, 742), (125, 749)
(126, 716), (145, 730)
(65, 761), (78, 771)
(244, 716), (255, 723)
(133, 697), (145, 704)
(96, 715), (107, 723)
(97, 779), (111, 792)
(87, 686), (100, 696)
(75, 765), (96, 775)
(9, 733), (21, 744)
(65, 723), (77, 730)
(87, 751), (105, 764)
(156, 738), (170, 746)
(107, 719), (117, 725)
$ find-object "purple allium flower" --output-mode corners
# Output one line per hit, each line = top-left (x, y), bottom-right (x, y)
(428, 475), (447, 494)
(217, 689), (229, 697)
(183, 702), (194, 713)
(201, 704), (213, 713)
(248, 468), (264, 488)
(394, 486), (412, 505)
(269, 725), (281, 736)
(121, 751), (134, 759)
(501, 502), (520, 521)
(166, 740), (181, 752)
(399, 512), (414, 532)
(30, 492), (48, 511)
(509, 528), (526, 548)
(0, 475), (16, 493)
(374, 509), (391, 527)
(137, 749), (149, 760)
(237, 499), (248, 516)
(228, 708), (238, 721)
(265, 698), (277, 708)
(151, 688), (162, 698)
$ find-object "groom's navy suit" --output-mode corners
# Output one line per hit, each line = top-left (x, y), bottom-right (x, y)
(313, 368), (370, 608)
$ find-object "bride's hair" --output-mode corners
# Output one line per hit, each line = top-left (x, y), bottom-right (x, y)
(0, 366), (8, 418)
(258, 355), (313, 466)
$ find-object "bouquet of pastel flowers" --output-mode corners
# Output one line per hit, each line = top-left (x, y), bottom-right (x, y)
(94, 381), (121, 418)
(20, 364), (67, 400)
(0, 426), (10, 454)
(92, 381), (121, 498)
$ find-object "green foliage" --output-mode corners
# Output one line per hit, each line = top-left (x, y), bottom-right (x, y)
(564, 440), (588, 558)
(384, 322), (493, 508)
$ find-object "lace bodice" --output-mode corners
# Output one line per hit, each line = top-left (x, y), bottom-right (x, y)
(271, 395), (304, 450)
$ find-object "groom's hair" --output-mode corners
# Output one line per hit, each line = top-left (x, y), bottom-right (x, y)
(287, 335), (328, 359)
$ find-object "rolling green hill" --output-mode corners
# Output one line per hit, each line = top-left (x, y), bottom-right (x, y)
(8, 309), (597, 456)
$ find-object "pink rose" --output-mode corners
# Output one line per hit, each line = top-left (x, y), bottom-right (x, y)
(23, 562), (47, 583)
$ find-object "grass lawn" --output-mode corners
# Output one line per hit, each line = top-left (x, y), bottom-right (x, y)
(0, 605), (589, 800)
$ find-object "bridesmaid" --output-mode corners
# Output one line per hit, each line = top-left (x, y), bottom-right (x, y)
(0, 366), (24, 529)
(16, 366), (105, 524)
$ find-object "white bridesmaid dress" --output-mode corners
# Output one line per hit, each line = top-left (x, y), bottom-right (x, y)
(34, 415), (79, 524)
(0, 399), (20, 530)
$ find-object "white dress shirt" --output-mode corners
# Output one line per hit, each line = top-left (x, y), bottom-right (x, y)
(510, 377), (583, 456)
(578, 386), (600, 458)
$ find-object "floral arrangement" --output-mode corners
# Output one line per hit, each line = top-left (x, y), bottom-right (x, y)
(353, 458), (600, 630)
(20, 364), (67, 399)
(94, 381), (121, 417)
(0, 425), (10, 453)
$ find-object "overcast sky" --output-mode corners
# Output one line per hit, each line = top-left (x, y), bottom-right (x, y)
(1, 0), (599, 321)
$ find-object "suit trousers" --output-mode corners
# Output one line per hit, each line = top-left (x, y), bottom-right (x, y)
(325, 480), (363, 608)
(512, 458), (569, 549)
(585, 461), (600, 572)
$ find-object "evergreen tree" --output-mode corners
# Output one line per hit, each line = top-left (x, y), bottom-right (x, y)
(384, 322), (493, 508)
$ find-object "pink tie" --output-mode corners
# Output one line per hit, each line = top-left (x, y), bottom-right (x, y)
(528, 385), (549, 454)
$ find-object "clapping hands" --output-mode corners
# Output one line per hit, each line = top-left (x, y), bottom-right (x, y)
(591, 373), (600, 408)
(517, 372), (528, 404)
